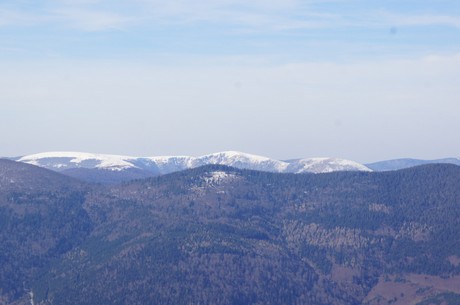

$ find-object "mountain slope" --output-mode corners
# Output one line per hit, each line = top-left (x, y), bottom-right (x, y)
(11, 163), (458, 305)
(191, 151), (289, 172)
(0, 160), (92, 304)
(16, 151), (372, 183)
(287, 157), (371, 173)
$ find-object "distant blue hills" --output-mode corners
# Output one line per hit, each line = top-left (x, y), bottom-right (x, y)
(365, 158), (460, 171)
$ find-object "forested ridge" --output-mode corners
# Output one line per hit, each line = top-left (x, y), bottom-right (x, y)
(0, 159), (459, 305)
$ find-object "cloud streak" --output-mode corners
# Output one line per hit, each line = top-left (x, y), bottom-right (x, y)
(0, 7), (42, 27)
(383, 13), (460, 29)
(50, 8), (132, 31)
(2, 0), (460, 32)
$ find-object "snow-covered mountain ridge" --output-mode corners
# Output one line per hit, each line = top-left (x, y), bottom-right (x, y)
(17, 151), (372, 175)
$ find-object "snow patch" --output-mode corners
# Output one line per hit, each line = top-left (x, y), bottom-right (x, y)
(202, 171), (236, 185)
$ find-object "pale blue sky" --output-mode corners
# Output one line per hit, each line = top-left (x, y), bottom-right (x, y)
(1, 0), (459, 162)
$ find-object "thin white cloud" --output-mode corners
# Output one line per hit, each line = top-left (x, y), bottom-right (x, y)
(0, 7), (42, 27)
(124, 0), (350, 33)
(2, 1), (460, 33)
(119, 1), (460, 31)
(386, 13), (460, 29)
(0, 4), (130, 31)
(0, 0), (348, 31)
(50, 8), (132, 31)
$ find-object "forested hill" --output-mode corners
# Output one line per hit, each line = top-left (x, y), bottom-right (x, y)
(0, 159), (92, 303)
(0, 160), (459, 305)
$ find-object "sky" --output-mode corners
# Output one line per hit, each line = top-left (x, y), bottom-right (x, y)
(1, 0), (459, 163)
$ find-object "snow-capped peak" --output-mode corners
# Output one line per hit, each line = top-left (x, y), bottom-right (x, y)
(287, 157), (372, 174)
(16, 151), (372, 176)
(18, 151), (138, 171)
(195, 151), (289, 172)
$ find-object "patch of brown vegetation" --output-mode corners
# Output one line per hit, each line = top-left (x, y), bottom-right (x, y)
(364, 274), (460, 305)
(406, 274), (460, 293)
(330, 264), (359, 283)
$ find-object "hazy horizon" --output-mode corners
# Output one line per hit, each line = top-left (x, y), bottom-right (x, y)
(3, 149), (460, 165)
(1, 0), (459, 163)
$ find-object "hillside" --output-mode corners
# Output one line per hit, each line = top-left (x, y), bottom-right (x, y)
(0, 160), (459, 305)
(0, 160), (92, 304)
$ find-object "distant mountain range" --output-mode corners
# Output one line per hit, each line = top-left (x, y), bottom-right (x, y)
(14, 151), (372, 183)
(365, 158), (460, 171)
(5, 151), (460, 184)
